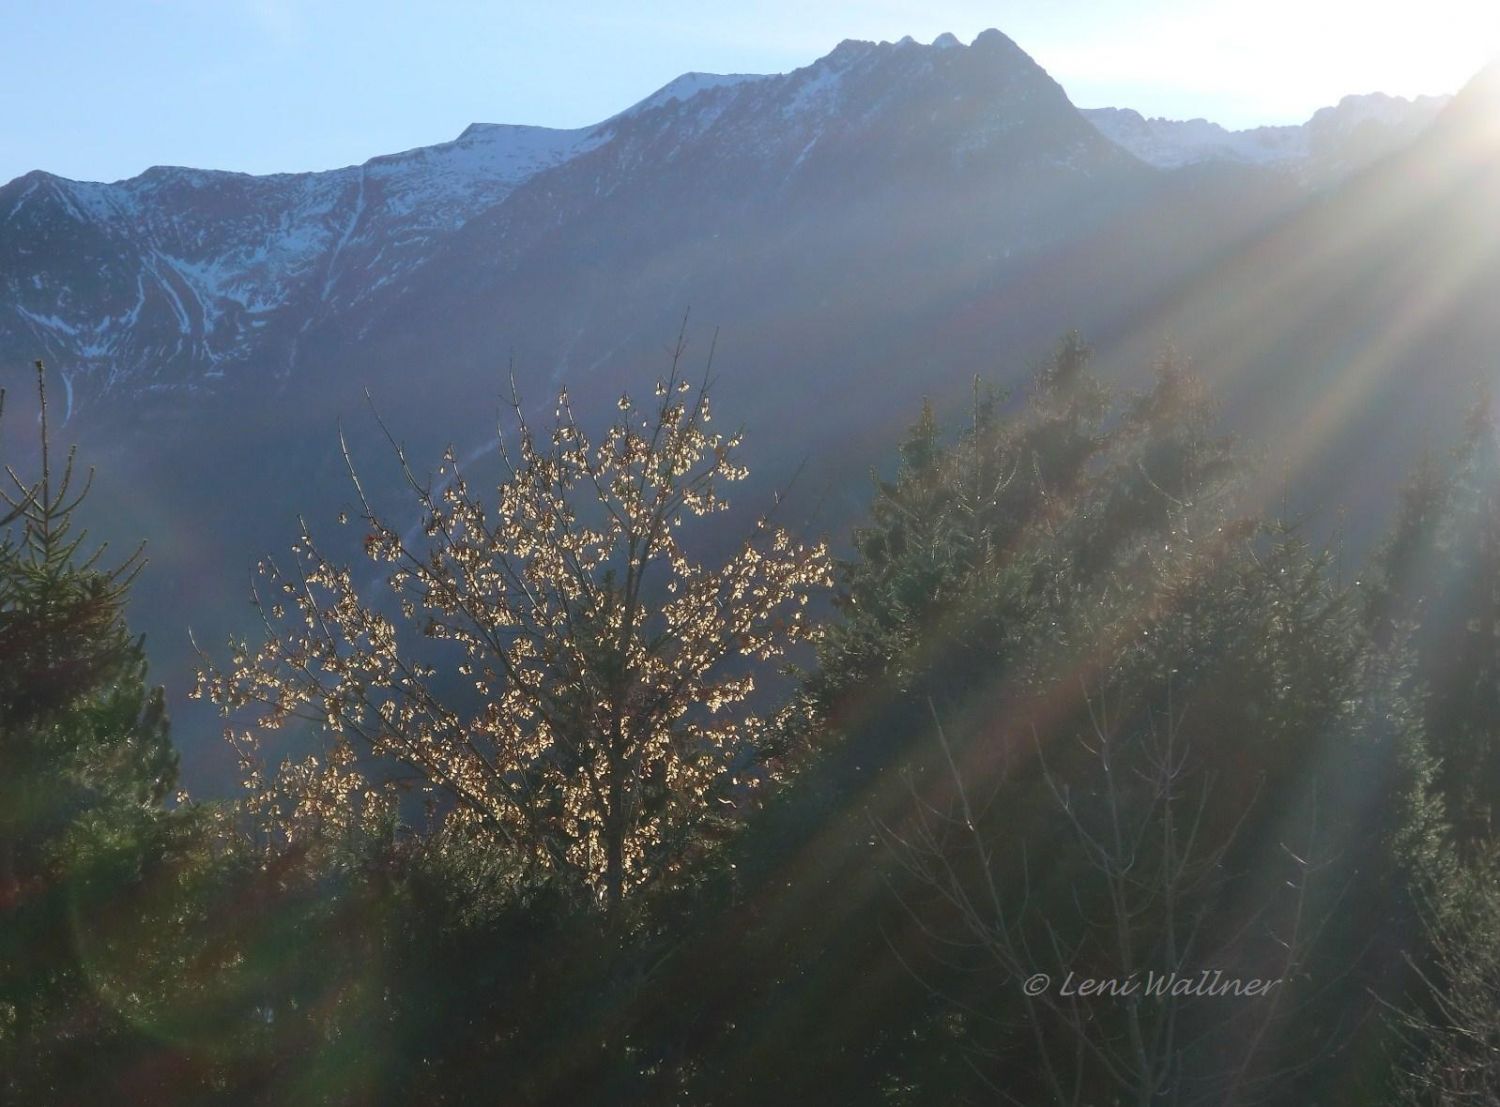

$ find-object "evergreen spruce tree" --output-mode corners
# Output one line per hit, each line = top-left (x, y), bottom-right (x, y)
(0, 363), (177, 1100)
(747, 338), (1435, 1104)
(1371, 385), (1500, 855)
(798, 334), (1111, 728)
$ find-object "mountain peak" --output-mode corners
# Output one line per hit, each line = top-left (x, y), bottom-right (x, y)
(621, 71), (768, 118)
(971, 28), (1022, 52)
(1451, 58), (1500, 116)
(1308, 91), (1448, 131)
(1427, 59), (1500, 149)
(826, 38), (880, 62)
(1084, 89), (1448, 177)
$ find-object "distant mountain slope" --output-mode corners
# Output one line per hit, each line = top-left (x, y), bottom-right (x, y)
(2, 30), (1494, 792)
(1095, 63), (1500, 535)
(1082, 93), (1447, 179)
(0, 121), (602, 405)
(0, 30), (1449, 422)
(301, 29), (1156, 436)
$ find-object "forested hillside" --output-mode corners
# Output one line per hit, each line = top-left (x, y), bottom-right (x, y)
(7, 35), (1496, 799)
(7, 24), (1500, 1107)
(6, 335), (1500, 1103)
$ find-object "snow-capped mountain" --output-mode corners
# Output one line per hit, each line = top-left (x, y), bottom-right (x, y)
(300, 28), (1142, 414)
(0, 120), (603, 409)
(1082, 93), (1449, 176)
(2, 29), (1446, 422)
(1083, 108), (1306, 169)
(5, 28), (1498, 794)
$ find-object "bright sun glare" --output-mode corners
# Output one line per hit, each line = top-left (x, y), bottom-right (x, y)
(1040, 0), (1500, 124)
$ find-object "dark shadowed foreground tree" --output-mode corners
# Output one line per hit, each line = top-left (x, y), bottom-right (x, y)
(674, 340), (1439, 1106)
(1369, 387), (1500, 858)
(7, 337), (1478, 1106)
(0, 364), (174, 907)
(197, 353), (830, 911)
(0, 363), (182, 1101)
(1370, 387), (1500, 1105)
(1391, 859), (1500, 1104)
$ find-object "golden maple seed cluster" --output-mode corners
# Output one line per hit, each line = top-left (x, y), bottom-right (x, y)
(195, 365), (831, 909)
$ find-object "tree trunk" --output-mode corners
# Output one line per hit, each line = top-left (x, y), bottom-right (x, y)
(0, 835), (18, 912)
(605, 735), (625, 915)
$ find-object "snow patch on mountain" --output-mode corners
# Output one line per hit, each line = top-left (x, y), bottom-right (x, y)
(1083, 109), (1302, 168)
(0, 28), (1460, 414)
(621, 73), (769, 118)
(368, 122), (603, 222)
(2, 119), (611, 379)
(1083, 93), (1450, 174)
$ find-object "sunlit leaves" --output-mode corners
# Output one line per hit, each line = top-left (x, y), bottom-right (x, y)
(196, 368), (829, 905)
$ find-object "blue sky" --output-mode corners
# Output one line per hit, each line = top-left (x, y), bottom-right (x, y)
(4, 0), (1498, 185)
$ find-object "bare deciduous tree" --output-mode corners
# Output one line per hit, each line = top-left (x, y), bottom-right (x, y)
(1390, 863), (1500, 1105)
(196, 347), (830, 910)
(883, 688), (1330, 1106)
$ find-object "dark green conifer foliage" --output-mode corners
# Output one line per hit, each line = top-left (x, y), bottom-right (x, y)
(0, 362), (177, 1101)
(0, 339), (1471, 1105)
(754, 340), (1436, 1105)
(1371, 384), (1500, 855)
(801, 334), (1111, 725)
(0, 363), (174, 899)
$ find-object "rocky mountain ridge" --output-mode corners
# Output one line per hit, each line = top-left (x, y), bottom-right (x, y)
(0, 30), (1451, 419)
